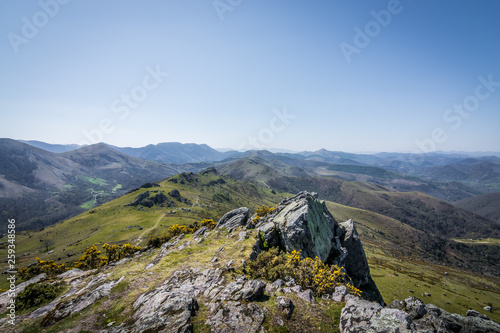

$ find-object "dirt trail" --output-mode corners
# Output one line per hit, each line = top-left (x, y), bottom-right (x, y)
(135, 213), (164, 246)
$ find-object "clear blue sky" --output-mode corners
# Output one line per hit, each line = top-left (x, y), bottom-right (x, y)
(1, 0), (499, 152)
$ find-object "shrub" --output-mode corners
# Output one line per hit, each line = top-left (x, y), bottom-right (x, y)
(201, 218), (216, 229)
(16, 282), (63, 311)
(253, 204), (276, 224)
(248, 248), (361, 297)
(18, 258), (68, 281)
(74, 245), (108, 269)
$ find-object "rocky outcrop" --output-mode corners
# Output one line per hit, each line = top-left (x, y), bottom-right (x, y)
(216, 207), (250, 231)
(41, 274), (123, 326)
(0, 273), (47, 313)
(251, 191), (383, 303)
(340, 296), (500, 333)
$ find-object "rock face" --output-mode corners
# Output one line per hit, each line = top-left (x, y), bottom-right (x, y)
(251, 191), (383, 303)
(340, 296), (500, 333)
(216, 207), (250, 231)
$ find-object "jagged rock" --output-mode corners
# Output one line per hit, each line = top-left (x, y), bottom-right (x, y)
(206, 301), (265, 333)
(251, 191), (383, 303)
(340, 297), (414, 332)
(193, 226), (208, 237)
(390, 297), (427, 320)
(467, 309), (489, 320)
(297, 289), (315, 304)
(277, 296), (294, 319)
(56, 268), (86, 280)
(238, 231), (248, 241)
(0, 273), (47, 313)
(216, 207), (250, 231)
(132, 291), (198, 333)
(42, 276), (123, 326)
(332, 285), (348, 302)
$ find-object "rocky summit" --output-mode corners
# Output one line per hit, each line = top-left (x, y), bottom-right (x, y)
(250, 191), (383, 304)
(1, 191), (498, 332)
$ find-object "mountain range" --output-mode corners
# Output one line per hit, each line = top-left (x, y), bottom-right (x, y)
(1, 139), (499, 235)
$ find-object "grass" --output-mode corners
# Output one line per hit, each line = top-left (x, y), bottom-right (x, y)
(112, 184), (122, 192)
(0, 172), (286, 290)
(80, 199), (96, 209)
(78, 175), (108, 186)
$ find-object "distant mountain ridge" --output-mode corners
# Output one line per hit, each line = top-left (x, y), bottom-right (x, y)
(0, 139), (184, 231)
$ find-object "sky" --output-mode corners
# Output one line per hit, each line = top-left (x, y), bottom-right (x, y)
(1, 0), (499, 153)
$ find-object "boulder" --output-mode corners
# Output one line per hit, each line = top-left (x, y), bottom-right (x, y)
(277, 296), (294, 319)
(216, 207), (250, 231)
(340, 297), (414, 332)
(206, 301), (265, 333)
(251, 191), (383, 303)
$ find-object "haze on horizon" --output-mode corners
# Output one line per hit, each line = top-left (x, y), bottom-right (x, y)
(1, 0), (499, 153)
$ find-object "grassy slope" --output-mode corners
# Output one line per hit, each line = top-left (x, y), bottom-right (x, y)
(325, 201), (500, 322)
(0, 171), (286, 289)
(2, 171), (499, 323)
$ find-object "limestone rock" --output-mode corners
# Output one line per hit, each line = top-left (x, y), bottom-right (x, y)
(206, 301), (265, 333)
(277, 296), (294, 319)
(340, 297), (414, 332)
(251, 191), (383, 303)
(216, 207), (250, 231)
(0, 273), (47, 313)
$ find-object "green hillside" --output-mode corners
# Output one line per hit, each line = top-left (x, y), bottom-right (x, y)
(0, 169), (286, 287)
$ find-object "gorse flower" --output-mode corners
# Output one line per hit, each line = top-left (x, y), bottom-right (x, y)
(249, 248), (362, 297)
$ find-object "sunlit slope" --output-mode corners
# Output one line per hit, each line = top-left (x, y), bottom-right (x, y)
(0, 169), (286, 278)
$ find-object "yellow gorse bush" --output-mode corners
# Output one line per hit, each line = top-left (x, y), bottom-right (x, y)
(253, 205), (276, 223)
(248, 248), (362, 297)
(18, 258), (68, 280)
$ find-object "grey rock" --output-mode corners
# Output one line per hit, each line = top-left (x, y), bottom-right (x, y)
(340, 297), (414, 332)
(238, 231), (248, 241)
(193, 226), (208, 237)
(42, 277), (123, 326)
(332, 285), (348, 302)
(390, 297), (427, 320)
(206, 301), (265, 333)
(297, 289), (315, 304)
(467, 309), (489, 320)
(56, 268), (86, 280)
(216, 207), (250, 231)
(240, 279), (266, 301)
(132, 291), (198, 333)
(251, 191), (383, 303)
(484, 306), (492, 312)
(0, 273), (47, 313)
(277, 296), (294, 319)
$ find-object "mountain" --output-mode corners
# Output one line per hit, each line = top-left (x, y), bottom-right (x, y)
(414, 157), (500, 192)
(217, 152), (500, 271)
(1, 170), (498, 331)
(112, 142), (237, 164)
(0, 140), (184, 232)
(455, 192), (500, 223)
(19, 140), (83, 153)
